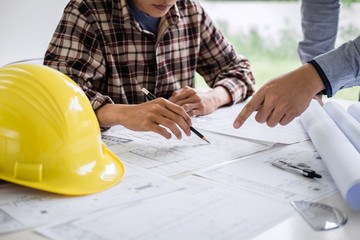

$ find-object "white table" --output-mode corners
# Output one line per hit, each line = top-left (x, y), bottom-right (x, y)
(0, 100), (359, 240)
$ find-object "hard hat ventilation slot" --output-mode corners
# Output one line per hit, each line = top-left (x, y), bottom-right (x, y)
(14, 162), (43, 182)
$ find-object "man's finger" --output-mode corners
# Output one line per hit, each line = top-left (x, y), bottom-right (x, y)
(169, 88), (194, 103)
(233, 92), (264, 128)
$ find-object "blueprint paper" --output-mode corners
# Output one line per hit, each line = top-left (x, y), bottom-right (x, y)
(197, 141), (337, 203)
(36, 176), (293, 240)
(101, 126), (271, 177)
(300, 100), (360, 212)
(0, 164), (181, 235)
(348, 102), (360, 123)
(192, 103), (309, 144)
(324, 101), (360, 152)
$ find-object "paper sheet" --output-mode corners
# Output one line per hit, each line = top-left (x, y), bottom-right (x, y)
(324, 101), (360, 152)
(348, 102), (360, 123)
(0, 102), (348, 238)
(0, 164), (181, 235)
(101, 126), (271, 177)
(196, 141), (337, 203)
(192, 103), (309, 144)
(300, 100), (360, 211)
(36, 176), (293, 240)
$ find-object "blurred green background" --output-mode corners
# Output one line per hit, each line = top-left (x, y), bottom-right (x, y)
(195, 0), (360, 101)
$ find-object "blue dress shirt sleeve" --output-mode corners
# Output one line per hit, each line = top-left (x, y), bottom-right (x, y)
(298, 0), (360, 97)
(313, 35), (360, 97)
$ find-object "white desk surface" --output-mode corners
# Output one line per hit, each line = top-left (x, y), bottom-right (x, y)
(0, 100), (359, 240)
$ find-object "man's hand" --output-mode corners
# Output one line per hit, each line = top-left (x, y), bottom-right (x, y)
(168, 86), (231, 116)
(95, 98), (192, 140)
(233, 63), (325, 128)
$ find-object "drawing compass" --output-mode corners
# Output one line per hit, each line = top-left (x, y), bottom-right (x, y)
(271, 160), (322, 179)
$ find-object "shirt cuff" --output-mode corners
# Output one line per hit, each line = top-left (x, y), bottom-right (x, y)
(90, 95), (114, 111)
(308, 60), (333, 97)
(90, 95), (114, 132)
(214, 78), (252, 105)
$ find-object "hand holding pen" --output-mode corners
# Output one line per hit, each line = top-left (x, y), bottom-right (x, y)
(142, 88), (210, 143)
(95, 90), (193, 140)
(136, 96), (192, 140)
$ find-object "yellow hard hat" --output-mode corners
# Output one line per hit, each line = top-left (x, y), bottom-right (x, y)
(0, 64), (125, 195)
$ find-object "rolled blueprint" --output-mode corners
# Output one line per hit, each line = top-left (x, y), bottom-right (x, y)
(324, 101), (360, 152)
(300, 100), (360, 212)
(348, 102), (360, 123)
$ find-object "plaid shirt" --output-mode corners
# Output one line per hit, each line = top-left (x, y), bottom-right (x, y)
(44, 0), (255, 111)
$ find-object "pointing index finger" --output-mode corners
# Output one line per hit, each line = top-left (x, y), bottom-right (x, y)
(233, 92), (264, 128)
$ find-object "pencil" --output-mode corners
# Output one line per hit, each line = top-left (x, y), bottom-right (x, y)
(141, 88), (210, 144)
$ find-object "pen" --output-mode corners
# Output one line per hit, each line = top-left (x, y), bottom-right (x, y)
(271, 160), (322, 179)
(141, 88), (210, 144)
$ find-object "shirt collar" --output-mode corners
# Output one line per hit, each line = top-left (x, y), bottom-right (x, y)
(118, 0), (132, 22)
(165, 2), (180, 26)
